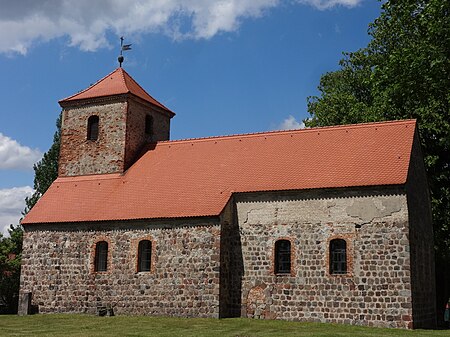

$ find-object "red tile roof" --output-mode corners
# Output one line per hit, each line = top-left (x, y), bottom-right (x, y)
(59, 68), (174, 114)
(22, 120), (416, 224)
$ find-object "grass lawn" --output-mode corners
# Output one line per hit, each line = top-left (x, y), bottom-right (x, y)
(0, 315), (449, 337)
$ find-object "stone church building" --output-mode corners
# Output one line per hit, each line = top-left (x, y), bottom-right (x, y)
(20, 67), (436, 328)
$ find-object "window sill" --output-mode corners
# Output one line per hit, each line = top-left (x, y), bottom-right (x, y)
(275, 272), (293, 277)
(329, 273), (352, 277)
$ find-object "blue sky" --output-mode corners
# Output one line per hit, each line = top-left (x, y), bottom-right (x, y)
(0, 0), (381, 233)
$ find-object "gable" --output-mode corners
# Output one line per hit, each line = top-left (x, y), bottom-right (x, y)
(22, 120), (417, 224)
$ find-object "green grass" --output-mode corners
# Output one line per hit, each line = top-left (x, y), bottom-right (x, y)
(0, 315), (449, 337)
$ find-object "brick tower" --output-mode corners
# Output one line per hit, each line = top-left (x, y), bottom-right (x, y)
(58, 68), (174, 177)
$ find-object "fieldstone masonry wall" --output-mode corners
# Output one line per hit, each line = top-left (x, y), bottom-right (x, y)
(405, 131), (436, 327)
(21, 185), (435, 328)
(20, 220), (221, 317)
(232, 187), (416, 328)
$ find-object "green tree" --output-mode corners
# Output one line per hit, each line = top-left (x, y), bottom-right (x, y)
(306, 0), (449, 311)
(2, 114), (61, 314)
(23, 114), (61, 214)
(0, 225), (23, 314)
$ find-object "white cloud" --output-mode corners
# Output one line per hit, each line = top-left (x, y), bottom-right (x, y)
(0, 133), (42, 170)
(0, 0), (362, 55)
(277, 115), (305, 130)
(297, 0), (361, 10)
(0, 186), (33, 235)
(334, 23), (341, 34)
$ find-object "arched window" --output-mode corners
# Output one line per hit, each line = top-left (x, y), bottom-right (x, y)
(94, 241), (108, 272)
(137, 240), (152, 272)
(275, 239), (291, 274)
(145, 115), (153, 138)
(87, 115), (99, 141)
(329, 239), (347, 275)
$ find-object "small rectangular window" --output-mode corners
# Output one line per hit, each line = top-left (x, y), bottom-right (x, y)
(330, 239), (347, 275)
(94, 241), (108, 272)
(138, 240), (152, 272)
(87, 115), (99, 141)
(145, 115), (153, 138)
(275, 240), (291, 274)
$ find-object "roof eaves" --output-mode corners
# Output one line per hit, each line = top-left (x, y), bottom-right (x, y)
(232, 183), (408, 196)
(58, 68), (121, 103)
(22, 213), (222, 225)
(127, 92), (175, 117)
(121, 68), (174, 114)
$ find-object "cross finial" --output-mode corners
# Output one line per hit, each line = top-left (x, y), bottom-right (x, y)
(118, 36), (132, 68)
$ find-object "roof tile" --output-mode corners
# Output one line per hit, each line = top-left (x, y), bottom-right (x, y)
(22, 120), (416, 224)
(59, 68), (173, 114)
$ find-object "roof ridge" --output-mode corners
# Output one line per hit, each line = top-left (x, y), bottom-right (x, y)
(121, 68), (173, 112)
(118, 68), (129, 94)
(59, 68), (121, 103)
(306, 119), (416, 130)
(157, 119), (416, 146)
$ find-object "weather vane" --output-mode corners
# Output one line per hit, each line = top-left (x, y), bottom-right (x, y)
(118, 36), (132, 68)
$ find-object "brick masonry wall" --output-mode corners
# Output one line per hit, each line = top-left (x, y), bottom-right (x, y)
(230, 187), (418, 328)
(124, 98), (171, 170)
(59, 96), (172, 176)
(59, 99), (128, 176)
(20, 220), (221, 317)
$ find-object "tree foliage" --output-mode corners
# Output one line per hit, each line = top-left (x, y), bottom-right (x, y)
(0, 225), (23, 314)
(23, 114), (61, 214)
(2, 114), (61, 314)
(306, 0), (450, 258)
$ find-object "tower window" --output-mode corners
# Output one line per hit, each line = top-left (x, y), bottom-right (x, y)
(275, 239), (291, 274)
(94, 241), (108, 272)
(87, 115), (99, 141)
(137, 240), (152, 272)
(145, 115), (153, 138)
(329, 239), (347, 275)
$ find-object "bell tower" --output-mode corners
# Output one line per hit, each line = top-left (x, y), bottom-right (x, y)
(58, 68), (175, 177)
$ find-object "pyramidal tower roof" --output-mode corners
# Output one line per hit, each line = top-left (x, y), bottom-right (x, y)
(59, 67), (173, 114)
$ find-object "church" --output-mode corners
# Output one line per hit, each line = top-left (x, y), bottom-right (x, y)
(19, 67), (436, 329)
